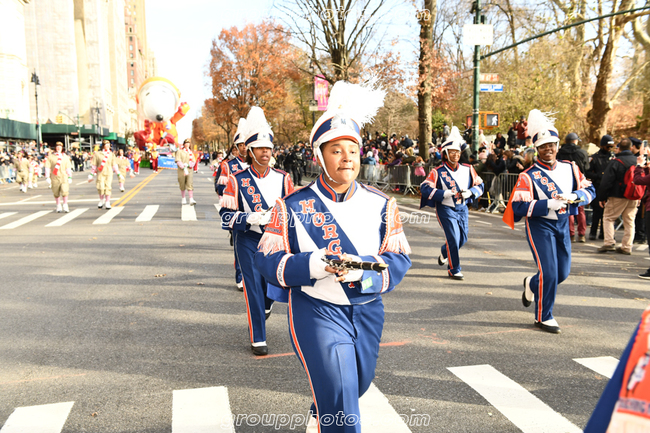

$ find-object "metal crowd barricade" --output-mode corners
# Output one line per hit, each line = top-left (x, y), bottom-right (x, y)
(484, 172), (519, 213)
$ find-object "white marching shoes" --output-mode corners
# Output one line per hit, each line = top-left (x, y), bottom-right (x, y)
(189, 198), (196, 206)
(98, 199), (105, 209)
(438, 255), (448, 266)
(181, 197), (187, 205)
(56, 203), (63, 213)
(63, 203), (69, 213)
(105, 200), (112, 210)
(305, 416), (318, 433)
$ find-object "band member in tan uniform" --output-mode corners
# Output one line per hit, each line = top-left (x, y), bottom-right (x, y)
(175, 138), (196, 205)
(14, 151), (30, 193)
(89, 140), (119, 209)
(132, 148), (141, 175)
(45, 142), (73, 213)
(28, 154), (40, 189)
(116, 148), (135, 192)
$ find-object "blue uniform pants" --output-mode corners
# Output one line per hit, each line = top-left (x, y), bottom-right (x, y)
(233, 230), (273, 344)
(234, 245), (242, 284)
(525, 217), (571, 322)
(288, 289), (384, 433)
(436, 203), (468, 275)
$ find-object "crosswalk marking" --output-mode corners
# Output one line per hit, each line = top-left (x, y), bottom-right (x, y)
(0, 212), (17, 220)
(360, 383), (412, 432)
(448, 364), (582, 433)
(0, 211), (52, 230)
(172, 386), (234, 433)
(181, 205), (197, 221)
(45, 208), (89, 227)
(0, 401), (74, 433)
(574, 356), (618, 379)
(92, 207), (124, 225)
(136, 205), (159, 222)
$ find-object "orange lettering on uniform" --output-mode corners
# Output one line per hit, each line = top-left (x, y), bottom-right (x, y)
(247, 186), (255, 195)
(313, 212), (326, 227)
(322, 224), (338, 240)
(252, 194), (261, 203)
(327, 239), (342, 255)
(241, 178), (251, 187)
(299, 199), (316, 214)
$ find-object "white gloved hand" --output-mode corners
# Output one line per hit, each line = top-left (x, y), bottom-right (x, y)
(547, 199), (567, 211)
(309, 248), (331, 280)
(68, 177), (72, 184)
(87, 174), (94, 182)
(461, 190), (473, 199)
(46, 178), (51, 186)
(559, 193), (578, 202)
(443, 189), (454, 199)
(259, 210), (273, 226)
(246, 212), (263, 225)
(177, 162), (185, 169)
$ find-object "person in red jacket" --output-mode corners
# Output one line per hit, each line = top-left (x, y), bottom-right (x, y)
(634, 147), (650, 278)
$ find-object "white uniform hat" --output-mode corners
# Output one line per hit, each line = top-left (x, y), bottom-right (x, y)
(309, 79), (385, 183)
(527, 109), (559, 147)
(440, 126), (464, 154)
(233, 118), (247, 144)
(244, 107), (274, 150)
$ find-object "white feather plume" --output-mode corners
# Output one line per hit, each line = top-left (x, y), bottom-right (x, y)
(244, 107), (272, 140)
(234, 117), (247, 143)
(445, 126), (465, 146)
(527, 109), (556, 138)
(325, 78), (386, 127)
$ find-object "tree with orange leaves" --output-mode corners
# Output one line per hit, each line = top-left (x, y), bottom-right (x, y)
(208, 20), (300, 143)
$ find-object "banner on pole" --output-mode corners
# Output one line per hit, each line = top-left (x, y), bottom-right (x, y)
(314, 75), (329, 111)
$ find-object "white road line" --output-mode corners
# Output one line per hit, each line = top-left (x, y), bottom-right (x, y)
(172, 386), (234, 433)
(45, 208), (89, 227)
(360, 382), (412, 432)
(475, 220), (492, 226)
(636, 244), (648, 251)
(181, 205), (197, 221)
(0, 401), (74, 433)
(0, 211), (52, 230)
(0, 198), (122, 207)
(574, 356), (619, 379)
(136, 205), (159, 222)
(0, 212), (17, 220)
(92, 207), (124, 225)
(448, 364), (581, 433)
(76, 181), (88, 185)
(19, 195), (42, 202)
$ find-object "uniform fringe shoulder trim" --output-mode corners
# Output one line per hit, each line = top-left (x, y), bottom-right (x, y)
(257, 200), (290, 256)
(379, 198), (412, 255)
(219, 194), (238, 210)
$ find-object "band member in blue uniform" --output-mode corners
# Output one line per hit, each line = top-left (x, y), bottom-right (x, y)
(216, 118), (249, 291)
(503, 109), (595, 333)
(254, 81), (411, 433)
(219, 107), (293, 356)
(420, 126), (484, 280)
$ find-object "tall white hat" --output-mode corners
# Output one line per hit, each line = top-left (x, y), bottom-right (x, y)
(233, 118), (247, 144)
(244, 107), (274, 150)
(440, 126), (464, 154)
(527, 109), (559, 147)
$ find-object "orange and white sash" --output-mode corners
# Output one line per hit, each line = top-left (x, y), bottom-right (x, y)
(97, 151), (110, 173)
(52, 153), (62, 176)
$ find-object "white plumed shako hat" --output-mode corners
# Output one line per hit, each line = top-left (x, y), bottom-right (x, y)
(244, 107), (274, 150)
(233, 118), (247, 145)
(527, 109), (559, 147)
(440, 126), (464, 154)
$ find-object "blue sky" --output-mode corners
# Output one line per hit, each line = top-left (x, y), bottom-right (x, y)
(146, 0), (420, 140)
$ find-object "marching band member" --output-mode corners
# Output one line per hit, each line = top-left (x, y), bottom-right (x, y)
(27, 154), (40, 189)
(216, 119), (249, 291)
(175, 138), (196, 205)
(116, 148), (135, 192)
(45, 142), (72, 213)
(89, 140), (119, 209)
(132, 147), (141, 175)
(503, 110), (595, 333)
(13, 150), (29, 193)
(219, 107), (293, 356)
(254, 81), (411, 432)
(420, 126), (484, 280)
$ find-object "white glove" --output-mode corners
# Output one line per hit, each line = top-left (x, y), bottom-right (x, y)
(461, 190), (473, 199)
(259, 210), (273, 226)
(547, 199), (567, 211)
(246, 211), (266, 225)
(443, 189), (454, 199)
(46, 178), (51, 186)
(341, 255), (364, 282)
(309, 248), (331, 280)
(88, 174), (94, 182)
(68, 177), (72, 184)
(559, 193), (578, 202)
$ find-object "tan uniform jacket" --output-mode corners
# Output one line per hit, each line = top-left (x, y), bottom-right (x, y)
(116, 156), (130, 177)
(92, 151), (116, 178)
(14, 158), (29, 183)
(175, 148), (194, 191)
(45, 153), (71, 197)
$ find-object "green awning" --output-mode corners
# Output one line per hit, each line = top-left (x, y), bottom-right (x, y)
(102, 132), (118, 140)
(0, 118), (37, 140)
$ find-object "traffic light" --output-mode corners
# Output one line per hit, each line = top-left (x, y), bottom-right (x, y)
(485, 113), (499, 128)
(55, 114), (63, 124)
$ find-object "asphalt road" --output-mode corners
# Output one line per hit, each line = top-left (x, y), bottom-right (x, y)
(0, 167), (647, 433)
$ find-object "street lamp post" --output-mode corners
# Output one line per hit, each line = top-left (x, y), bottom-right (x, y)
(309, 62), (316, 127)
(30, 71), (42, 148)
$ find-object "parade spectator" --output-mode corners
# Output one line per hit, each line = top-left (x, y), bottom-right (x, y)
(362, 151), (376, 165)
(505, 150), (525, 174)
(631, 138), (646, 244)
(634, 148), (650, 279)
(507, 121), (518, 149)
(522, 147), (537, 169)
(598, 138), (638, 255)
(515, 115), (528, 146)
(557, 132), (590, 243)
(494, 132), (506, 150)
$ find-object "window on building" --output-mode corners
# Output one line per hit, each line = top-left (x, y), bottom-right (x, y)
(131, 78), (134, 84)
(129, 36), (133, 41)
(129, 44), (133, 51)
(130, 53), (133, 59)
(130, 62), (134, 67)
(131, 70), (134, 76)
(129, 27), (132, 33)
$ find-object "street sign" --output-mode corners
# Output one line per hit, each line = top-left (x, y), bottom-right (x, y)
(480, 84), (504, 92)
(480, 73), (499, 82)
(463, 24), (494, 46)
(309, 99), (319, 112)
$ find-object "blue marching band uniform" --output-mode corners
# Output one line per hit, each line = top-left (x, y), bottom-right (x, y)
(219, 108), (294, 353)
(254, 174), (411, 432)
(420, 160), (484, 279)
(216, 120), (249, 289)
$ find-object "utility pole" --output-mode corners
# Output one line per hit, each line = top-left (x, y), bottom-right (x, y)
(471, 0), (481, 154)
(30, 71), (42, 147)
